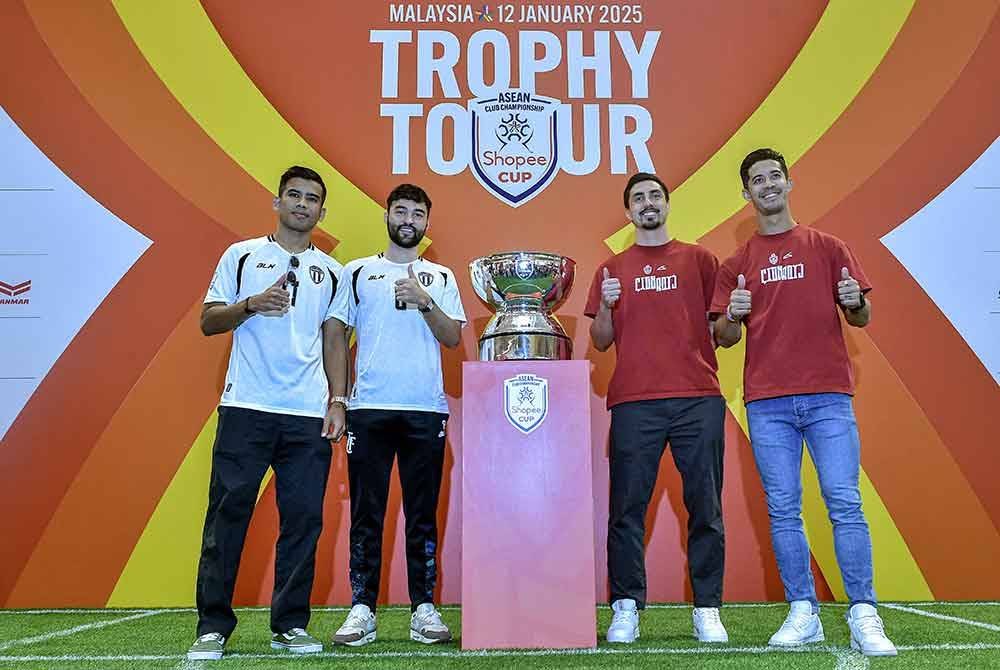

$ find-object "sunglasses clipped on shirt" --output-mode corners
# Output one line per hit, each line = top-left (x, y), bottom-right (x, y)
(286, 255), (300, 306)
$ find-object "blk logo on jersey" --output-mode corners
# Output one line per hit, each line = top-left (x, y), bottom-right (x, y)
(309, 265), (324, 285)
(418, 271), (434, 287)
(469, 90), (560, 208)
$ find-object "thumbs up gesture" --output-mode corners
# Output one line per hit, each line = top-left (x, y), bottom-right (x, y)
(394, 263), (432, 309)
(249, 272), (291, 315)
(600, 266), (622, 309)
(727, 273), (752, 321)
(837, 266), (862, 309)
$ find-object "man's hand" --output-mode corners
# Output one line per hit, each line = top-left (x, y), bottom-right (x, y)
(250, 273), (291, 315)
(728, 273), (751, 321)
(322, 402), (346, 441)
(394, 264), (432, 309)
(600, 267), (621, 309)
(837, 266), (862, 309)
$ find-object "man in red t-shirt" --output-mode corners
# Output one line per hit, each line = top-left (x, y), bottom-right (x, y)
(711, 148), (896, 657)
(585, 173), (727, 645)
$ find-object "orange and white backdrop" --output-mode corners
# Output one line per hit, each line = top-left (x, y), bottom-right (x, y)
(1, 0), (998, 608)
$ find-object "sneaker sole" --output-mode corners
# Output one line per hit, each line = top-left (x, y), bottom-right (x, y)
(851, 637), (898, 657)
(694, 633), (729, 643)
(606, 631), (640, 643)
(410, 630), (451, 644)
(333, 631), (376, 647)
(187, 651), (223, 661)
(768, 632), (825, 647)
(270, 641), (323, 654)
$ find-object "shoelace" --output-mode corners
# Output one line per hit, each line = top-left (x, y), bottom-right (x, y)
(698, 609), (721, 625)
(785, 611), (814, 632)
(344, 608), (371, 629)
(197, 633), (224, 643)
(611, 608), (637, 626)
(416, 608), (444, 627)
(854, 614), (886, 636)
(286, 628), (307, 637)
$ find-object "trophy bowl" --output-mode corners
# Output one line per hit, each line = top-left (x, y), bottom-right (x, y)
(469, 251), (576, 361)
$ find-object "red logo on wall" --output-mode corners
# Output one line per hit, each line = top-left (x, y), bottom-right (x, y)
(0, 279), (31, 304)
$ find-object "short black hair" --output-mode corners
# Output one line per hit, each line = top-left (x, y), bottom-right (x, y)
(279, 166), (326, 205)
(740, 148), (789, 189)
(386, 183), (432, 214)
(623, 172), (669, 207)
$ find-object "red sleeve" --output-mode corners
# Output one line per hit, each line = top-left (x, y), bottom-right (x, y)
(710, 255), (739, 315)
(700, 247), (719, 313)
(583, 262), (606, 318)
(829, 237), (872, 295)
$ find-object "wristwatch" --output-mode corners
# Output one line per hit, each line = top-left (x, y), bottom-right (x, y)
(329, 396), (349, 407)
(418, 300), (435, 313)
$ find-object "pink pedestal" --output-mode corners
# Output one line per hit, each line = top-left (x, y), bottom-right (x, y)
(461, 360), (597, 650)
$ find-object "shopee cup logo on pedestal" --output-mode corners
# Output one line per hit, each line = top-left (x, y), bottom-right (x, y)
(504, 374), (549, 434)
(373, 27), (661, 206)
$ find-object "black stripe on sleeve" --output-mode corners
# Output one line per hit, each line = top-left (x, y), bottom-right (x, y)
(439, 271), (448, 286)
(235, 252), (251, 296)
(328, 268), (339, 306)
(351, 265), (365, 305)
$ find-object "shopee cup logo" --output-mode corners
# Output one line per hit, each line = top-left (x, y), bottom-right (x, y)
(470, 90), (559, 207)
(372, 29), (661, 207)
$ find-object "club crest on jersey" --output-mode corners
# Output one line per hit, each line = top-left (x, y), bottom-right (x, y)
(418, 271), (434, 287)
(769, 253), (779, 265)
(309, 265), (324, 285)
(643, 264), (652, 274)
(504, 374), (548, 434)
(469, 90), (560, 208)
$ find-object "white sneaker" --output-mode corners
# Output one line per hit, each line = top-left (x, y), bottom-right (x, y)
(768, 600), (825, 646)
(693, 607), (729, 643)
(410, 603), (452, 644)
(606, 599), (639, 643)
(332, 604), (377, 646)
(846, 603), (897, 657)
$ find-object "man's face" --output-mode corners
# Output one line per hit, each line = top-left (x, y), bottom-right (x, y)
(626, 180), (669, 230)
(744, 159), (792, 215)
(273, 177), (326, 232)
(385, 198), (429, 249)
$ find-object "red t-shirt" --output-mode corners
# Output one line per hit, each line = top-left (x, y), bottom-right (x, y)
(709, 225), (871, 403)
(585, 240), (721, 408)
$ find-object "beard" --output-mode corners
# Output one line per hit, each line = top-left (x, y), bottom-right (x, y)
(635, 208), (665, 230)
(388, 222), (424, 248)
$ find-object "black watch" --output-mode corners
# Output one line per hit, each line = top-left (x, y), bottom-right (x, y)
(418, 300), (434, 313)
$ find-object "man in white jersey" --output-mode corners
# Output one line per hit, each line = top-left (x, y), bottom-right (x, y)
(187, 166), (344, 661)
(324, 184), (465, 647)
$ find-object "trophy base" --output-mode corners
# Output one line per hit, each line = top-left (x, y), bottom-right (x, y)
(478, 332), (572, 361)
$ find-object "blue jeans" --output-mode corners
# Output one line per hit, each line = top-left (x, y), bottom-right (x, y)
(746, 393), (876, 609)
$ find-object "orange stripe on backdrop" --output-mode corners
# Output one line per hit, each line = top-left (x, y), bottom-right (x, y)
(8, 303), (229, 605)
(700, 3), (1000, 598)
(787, 2), (1000, 541)
(8, 0), (339, 604)
(0, 2), (234, 605)
(24, 0), (277, 239)
(700, 0), (999, 260)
